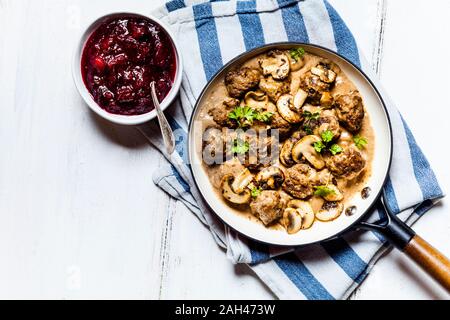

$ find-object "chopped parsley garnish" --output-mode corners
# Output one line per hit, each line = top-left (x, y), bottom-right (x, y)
(255, 111), (274, 123)
(302, 110), (320, 121)
(228, 106), (272, 128)
(313, 141), (326, 153)
(303, 125), (313, 135)
(353, 135), (368, 149)
(321, 130), (334, 144)
(251, 186), (262, 198)
(289, 47), (306, 62)
(314, 185), (336, 197)
(231, 139), (250, 155)
(329, 144), (343, 155)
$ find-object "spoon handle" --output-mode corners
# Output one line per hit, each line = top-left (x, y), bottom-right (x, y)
(150, 82), (175, 155)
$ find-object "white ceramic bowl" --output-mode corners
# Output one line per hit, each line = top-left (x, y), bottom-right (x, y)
(72, 12), (183, 125)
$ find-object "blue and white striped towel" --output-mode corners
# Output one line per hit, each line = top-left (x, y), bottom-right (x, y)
(139, 0), (444, 299)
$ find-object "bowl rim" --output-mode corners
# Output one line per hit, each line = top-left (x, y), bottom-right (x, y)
(187, 42), (393, 247)
(72, 12), (183, 125)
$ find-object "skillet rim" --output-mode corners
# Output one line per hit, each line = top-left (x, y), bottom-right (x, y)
(187, 42), (393, 247)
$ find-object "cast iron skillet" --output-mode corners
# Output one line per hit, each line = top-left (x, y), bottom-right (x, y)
(188, 43), (450, 292)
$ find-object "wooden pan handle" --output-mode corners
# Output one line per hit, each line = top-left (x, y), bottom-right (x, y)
(404, 235), (450, 292)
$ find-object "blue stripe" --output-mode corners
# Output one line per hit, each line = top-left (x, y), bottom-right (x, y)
(165, 0), (185, 13)
(384, 176), (400, 214)
(321, 238), (367, 283)
(274, 253), (334, 300)
(323, 0), (361, 67)
(277, 0), (309, 43)
(193, 3), (224, 80)
(237, 0), (265, 50)
(171, 165), (190, 192)
(166, 114), (188, 163)
(400, 116), (443, 200)
(249, 243), (271, 264)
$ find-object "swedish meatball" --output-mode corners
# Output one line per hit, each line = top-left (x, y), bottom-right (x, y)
(208, 97), (240, 128)
(325, 147), (365, 179)
(334, 91), (365, 133)
(225, 67), (261, 98)
(250, 190), (286, 225)
(259, 76), (290, 102)
(314, 109), (341, 139)
(282, 164), (317, 199)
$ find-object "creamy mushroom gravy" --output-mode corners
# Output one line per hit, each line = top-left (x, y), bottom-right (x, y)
(196, 49), (375, 233)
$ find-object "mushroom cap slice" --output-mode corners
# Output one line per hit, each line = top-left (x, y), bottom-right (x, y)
(287, 200), (315, 229)
(311, 64), (337, 83)
(281, 208), (303, 234)
(322, 184), (344, 202)
(260, 50), (290, 80)
(288, 54), (305, 72)
(221, 174), (251, 205)
(277, 94), (302, 124)
(231, 168), (254, 194)
(316, 201), (344, 221)
(255, 166), (285, 190)
(280, 139), (296, 167)
(291, 135), (325, 169)
(244, 91), (269, 110)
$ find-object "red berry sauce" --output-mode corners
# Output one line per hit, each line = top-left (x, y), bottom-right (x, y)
(81, 16), (177, 115)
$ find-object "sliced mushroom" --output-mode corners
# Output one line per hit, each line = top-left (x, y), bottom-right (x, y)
(316, 201), (344, 221)
(221, 174), (251, 205)
(276, 94), (302, 124)
(311, 64), (337, 83)
(288, 200), (315, 229)
(281, 208), (303, 234)
(260, 50), (290, 80)
(231, 168), (254, 194)
(280, 139), (296, 167)
(255, 166), (285, 190)
(293, 89), (308, 111)
(291, 135), (325, 169)
(244, 91), (269, 110)
(322, 184), (344, 202)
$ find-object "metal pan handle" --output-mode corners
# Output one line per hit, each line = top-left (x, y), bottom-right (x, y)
(356, 197), (450, 293)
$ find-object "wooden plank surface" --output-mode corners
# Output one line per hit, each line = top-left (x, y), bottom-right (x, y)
(0, 0), (448, 299)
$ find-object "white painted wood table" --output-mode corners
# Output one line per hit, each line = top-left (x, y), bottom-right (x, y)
(0, 0), (449, 299)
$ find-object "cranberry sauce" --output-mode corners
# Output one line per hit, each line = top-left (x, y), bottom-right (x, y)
(81, 16), (177, 115)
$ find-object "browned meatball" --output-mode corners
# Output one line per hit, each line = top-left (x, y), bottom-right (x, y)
(208, 97), (240, 128)
(250, 190), (286, 225)
(259, 76), (290, 102)
(314, 109), (341, 139)
(282, 164), (317, 199)
(300, 73), (331, 105)
(325, 147), (365, 179)
(334, 91), (365, 133)
(225, 67), (261, 98)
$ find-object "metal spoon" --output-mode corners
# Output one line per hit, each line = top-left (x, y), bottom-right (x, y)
(150, 81), (175, 155)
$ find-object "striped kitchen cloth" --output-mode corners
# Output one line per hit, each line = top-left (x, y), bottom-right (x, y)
(139, 0), (444, 299)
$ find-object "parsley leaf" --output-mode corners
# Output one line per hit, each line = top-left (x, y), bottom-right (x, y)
(329, 144), (343, 155)
(353, 135), (368, 149)
(289, 47), (306, 62)
(231, 139), (250, 155)
(321, 130), (334, 144)
(303, 111), (320, 121)
(228, 106), (272, 127)
(251, 186), (262, 198)
(255, 111), (273, 123)
(314, 185), (336, 197)
(314, 141), (326, 153)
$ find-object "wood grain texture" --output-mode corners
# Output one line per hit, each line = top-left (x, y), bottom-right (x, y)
(404, 235), (450, 292)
